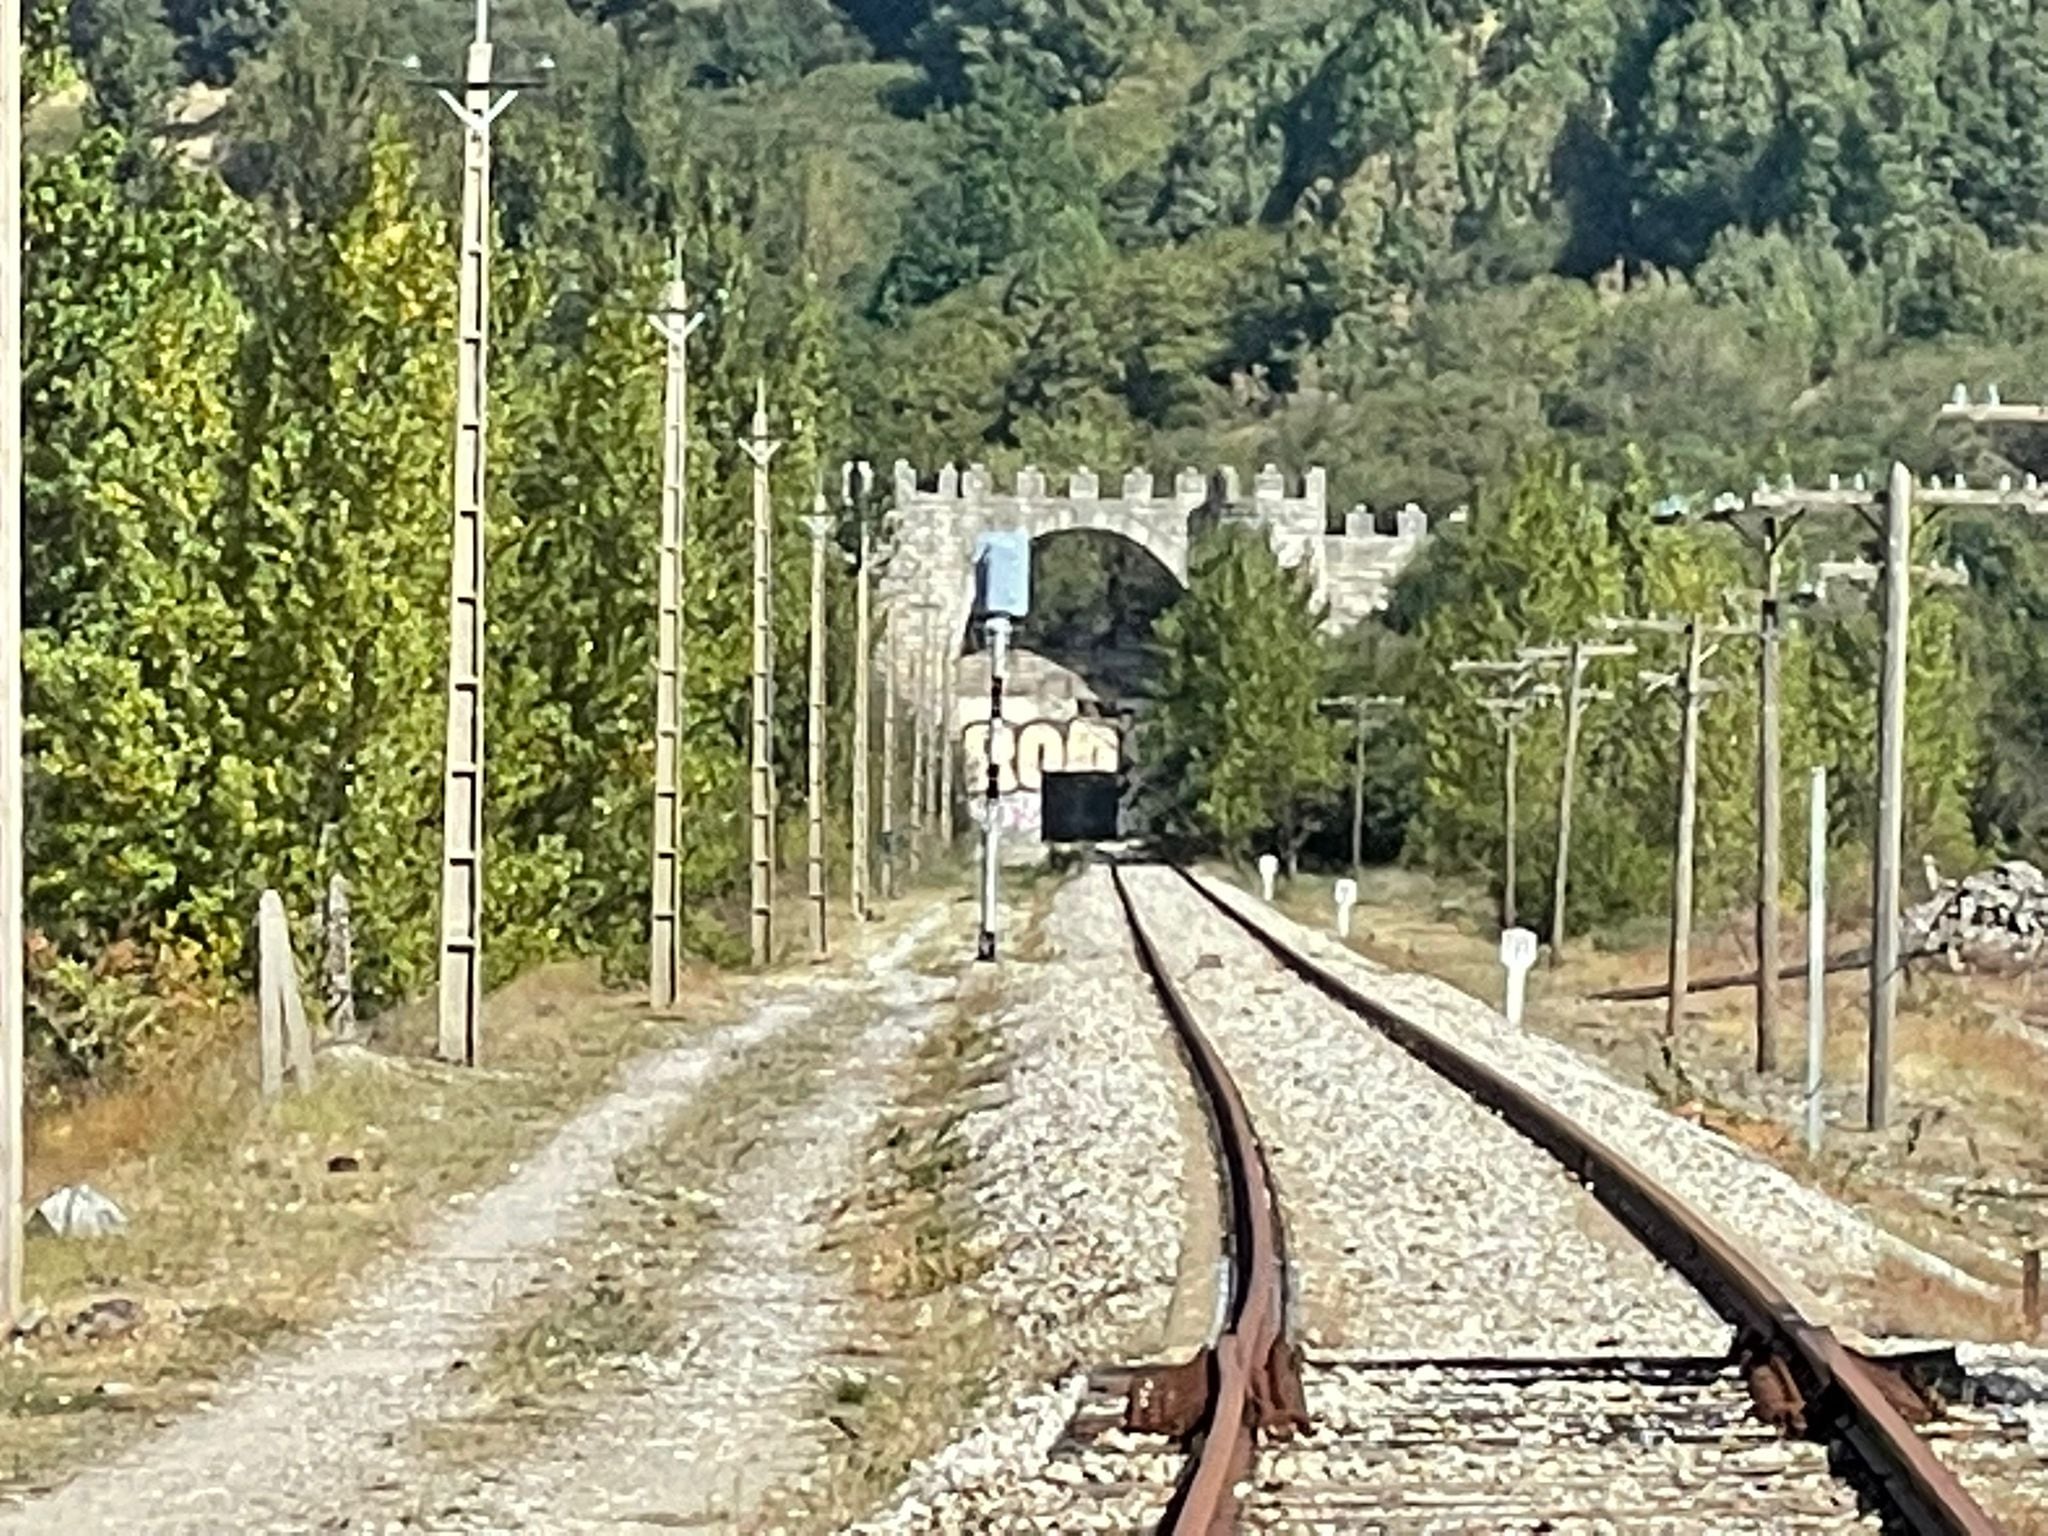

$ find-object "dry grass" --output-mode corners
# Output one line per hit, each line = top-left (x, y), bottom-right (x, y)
(1, 961), (738, 1496)
(1254, 865), (2048, 1340)
(1846, 1257), (2033, 1345)
(429, 1000), (864, 1459)
(761, 989), (1011, 1533)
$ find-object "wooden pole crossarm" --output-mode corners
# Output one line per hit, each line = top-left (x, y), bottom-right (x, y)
(1913, 474), (2048, 513)
(1941, 385), (2048, 426)
(1814, 558), (1970, 592)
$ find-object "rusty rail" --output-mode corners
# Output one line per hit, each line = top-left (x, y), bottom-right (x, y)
(1174, 865), (2004, 1536)
(1109, 866), (1304, 1535)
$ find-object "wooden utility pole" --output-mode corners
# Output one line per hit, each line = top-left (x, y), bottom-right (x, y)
(1321, 695), (1404, 882)
(1516, 641), (1633, 964)
(805, 500), (830, 961)
(1451, 660), (1552, 933)
(1607, 615), (1736, 1043)
(739, 382), (782, 967)
(323, 873), (357, 1044)
(428, 1), (523, 1066)
(845, 462), (875, 922)
(1750, 455), (2032, 1127)
(1806, 765), (1828, 1156)
(256, 892), (315, 1101)
(1872, 465), (1911, 1131)
(1, 0), (23, 1329)
(1703, 491), (1837, 1073)
(880, 614), (898, 902)
(1754, 530), (1787, 1071)
(1666, 620), (1712, 1047)
(646, 268), (704, 1011)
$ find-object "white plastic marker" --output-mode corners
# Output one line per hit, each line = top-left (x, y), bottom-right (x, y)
(1499, 927), (1538, 1027)
(1334, 878), (1359, 938)
(1258, 853), (1280, 902)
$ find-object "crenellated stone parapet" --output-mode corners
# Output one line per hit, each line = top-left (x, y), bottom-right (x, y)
(878, 460), (1428, 690)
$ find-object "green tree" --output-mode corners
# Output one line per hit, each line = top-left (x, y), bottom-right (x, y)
(24, 132), (254, 983)
(1143, 525), (1341, 868)
(874, 69), (1098, 315)
(227, 121), (454, 1006)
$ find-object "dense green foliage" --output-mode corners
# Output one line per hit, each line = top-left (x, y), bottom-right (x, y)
(22, 0), (2048, 1068)
(1141, 526), (1341, 865)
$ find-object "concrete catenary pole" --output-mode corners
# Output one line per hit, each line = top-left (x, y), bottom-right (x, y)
(1868, 463), (1913, 1130)
(1, 0), (24, 1328)
(739, 382), (782, 967)
(847, 462), (874, 922)
(880, 614), (898, 902)
(806, 501), (830, 961)
(646, 269), (704, 1011)
(431, 0), (520, 1067)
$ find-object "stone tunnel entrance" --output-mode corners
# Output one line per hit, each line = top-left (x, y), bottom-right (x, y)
(955, 529), (1181, 851)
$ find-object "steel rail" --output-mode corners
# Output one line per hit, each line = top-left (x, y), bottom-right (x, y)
(1174, 865), (2003, 1536)
(1109, 865), (1304, 1536)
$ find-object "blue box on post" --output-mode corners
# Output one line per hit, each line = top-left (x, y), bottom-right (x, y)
(973, 530), (1032, 619)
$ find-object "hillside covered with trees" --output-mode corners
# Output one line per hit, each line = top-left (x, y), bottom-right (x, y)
(18, 0), (2048, 1070)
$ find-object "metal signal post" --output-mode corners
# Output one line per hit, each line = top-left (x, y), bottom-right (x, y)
(978, 616), (1010, 962)
(974, 531), (1029, 963)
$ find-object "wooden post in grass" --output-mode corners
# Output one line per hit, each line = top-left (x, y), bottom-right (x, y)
(258, 891), (314, 1100)
(1805, 768), (1829, 1155)
(323, 873), (357, 1045)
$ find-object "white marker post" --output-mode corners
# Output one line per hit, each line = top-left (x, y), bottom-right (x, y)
(1334, 877), (1358, 939)
(1258, 854), (1280, 902)
(1806, 766), (1828, 1156)
(1500, 927), (1538, 1027)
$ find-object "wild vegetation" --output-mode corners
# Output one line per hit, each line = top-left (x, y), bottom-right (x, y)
(19, 0), (2048, 1073)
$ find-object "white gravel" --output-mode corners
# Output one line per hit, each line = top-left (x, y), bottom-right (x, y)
(404, 947), (954, 1532)
(1194, 871), (1996, 1324)
(0, 918), (945, 1536)
(853, 867), (1196, 1533)
(1121, 865), (1729, 1358)
(1246, 1360), (1880, 1532)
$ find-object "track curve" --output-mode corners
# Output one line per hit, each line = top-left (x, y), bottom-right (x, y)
(1159, 861), (2002, 1536)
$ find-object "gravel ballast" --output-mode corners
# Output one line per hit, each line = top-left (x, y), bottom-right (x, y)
(1121, 865), (1729, 1358)
(853, 867), (1200, 1534)
(1192, 870), (1991, 1324)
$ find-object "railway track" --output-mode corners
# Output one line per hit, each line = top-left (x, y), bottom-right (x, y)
(1055, 861), (2009, 1536)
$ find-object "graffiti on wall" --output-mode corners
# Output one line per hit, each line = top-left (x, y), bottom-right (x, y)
(959, 715), (1123, 845)
(960, 716), (1121, 795)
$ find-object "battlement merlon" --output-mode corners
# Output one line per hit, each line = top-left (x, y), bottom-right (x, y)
(886, 461), (1332, 521)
